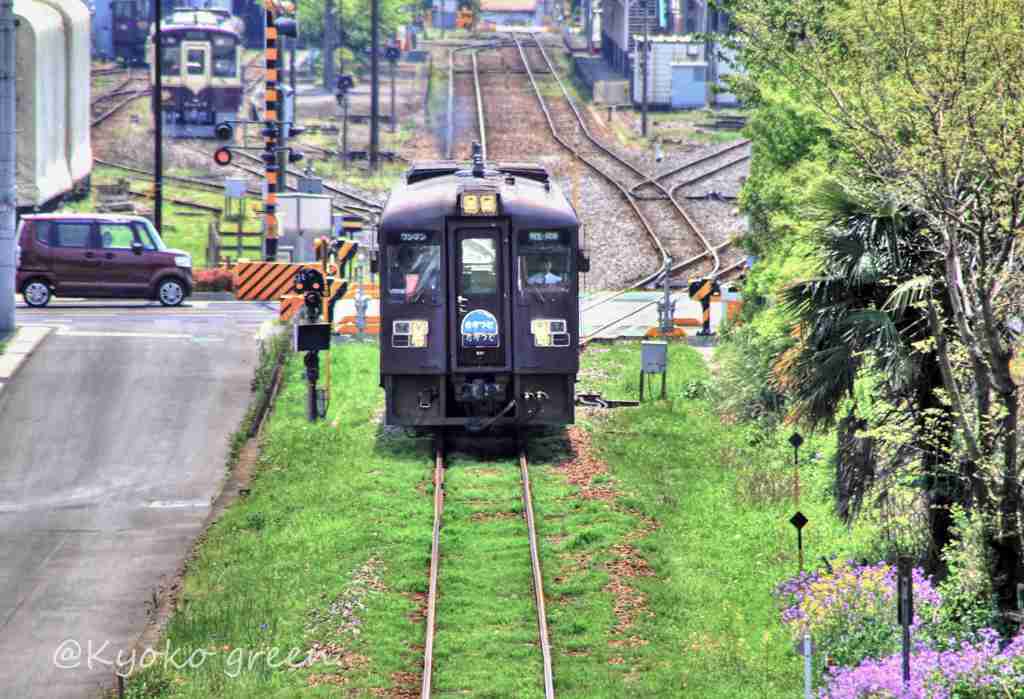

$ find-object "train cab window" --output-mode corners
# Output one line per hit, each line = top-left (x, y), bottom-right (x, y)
(461, 237), (497, 294)
(161, 46), (180, 74)
(387, 240), (441, 303)
(186, 49), (206, 75)
(518, 231), (570, 294)
(212, 37), (237, 77)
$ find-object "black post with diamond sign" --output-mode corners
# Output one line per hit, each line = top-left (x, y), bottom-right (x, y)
(790, 511), (808, 572)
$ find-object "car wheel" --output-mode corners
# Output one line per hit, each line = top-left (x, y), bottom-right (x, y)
(22, 279), (52, 308)
(157, 278), (185, 307)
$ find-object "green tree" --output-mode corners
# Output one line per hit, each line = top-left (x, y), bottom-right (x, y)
(730, 0), (1024, 602)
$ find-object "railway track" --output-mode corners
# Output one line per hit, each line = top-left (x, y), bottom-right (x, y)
(422, 437), (555, 698)
(91, 69), (151, 129)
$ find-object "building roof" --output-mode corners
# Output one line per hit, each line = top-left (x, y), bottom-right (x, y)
(480, 0), (539, 12)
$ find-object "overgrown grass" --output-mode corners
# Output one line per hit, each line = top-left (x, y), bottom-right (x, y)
(0, 328), (13, 355)
(121, 340), (881, 698)
(561, 342), (883, 697)
(58, 165), (223, 267)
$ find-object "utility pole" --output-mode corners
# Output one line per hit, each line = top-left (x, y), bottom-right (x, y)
(0, 0), (15, 333)
(641, 0), (649, 138)
(369, 0), (380, 170)
(323, 0), (336, 91)
(389, 52), (397, 134)
(154, 0), (164, 233)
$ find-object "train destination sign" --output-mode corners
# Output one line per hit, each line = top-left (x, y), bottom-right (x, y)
(461, 309), (500, 348)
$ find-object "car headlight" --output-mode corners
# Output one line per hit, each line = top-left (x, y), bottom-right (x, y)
(531, 319), (570, 347)
(174, 255), (192, 268)
(393, 320), (429, 348)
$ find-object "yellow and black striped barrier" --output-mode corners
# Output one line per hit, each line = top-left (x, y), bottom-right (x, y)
(233, 261), (316, 301)
(688, 278), (721, 336)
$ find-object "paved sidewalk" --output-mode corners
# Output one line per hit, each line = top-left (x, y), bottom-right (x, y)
(0, 325), (52, 395)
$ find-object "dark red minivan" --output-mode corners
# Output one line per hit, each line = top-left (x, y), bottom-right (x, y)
(16, 214), (193, 307)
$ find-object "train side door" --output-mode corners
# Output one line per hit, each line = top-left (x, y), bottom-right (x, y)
(450, 226), (509, 369)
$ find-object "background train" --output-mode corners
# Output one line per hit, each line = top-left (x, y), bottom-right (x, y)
(16, 0), (93, 212)
(93, 0), (257, 61)
(147, 12), (244, 137)
(378, 149), (585, 431)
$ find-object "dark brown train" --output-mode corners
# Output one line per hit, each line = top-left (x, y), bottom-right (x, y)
(378, 147), (587, 432)
(147, 12), (243, 138)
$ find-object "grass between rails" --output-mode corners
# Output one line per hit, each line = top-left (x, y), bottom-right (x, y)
(122, 340), (878, 698)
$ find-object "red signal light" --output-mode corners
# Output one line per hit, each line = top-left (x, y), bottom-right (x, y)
(213, 147), (233, 166)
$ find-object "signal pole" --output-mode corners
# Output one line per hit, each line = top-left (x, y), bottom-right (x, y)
(641, 0), (649, 138)
(154, 0), (164, 233)
(264, 3), (281, 260)
(0, 0), (15, 333)
(369, 0), (380, 169)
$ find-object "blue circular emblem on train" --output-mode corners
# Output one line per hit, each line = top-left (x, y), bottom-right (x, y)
(461, 309), (500, 348)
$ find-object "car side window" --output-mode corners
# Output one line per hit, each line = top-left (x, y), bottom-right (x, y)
(99, 224), (136, 250)
(55, 223), (92, 248)
(34, 221), (52, 245)
(132, 223), (157, 250)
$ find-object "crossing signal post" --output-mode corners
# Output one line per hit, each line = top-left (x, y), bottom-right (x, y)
(386, 46), (400, 134)
(336, 74), (354, 167)
(291, 237), (358, 422)
(262, 1), (299, 261)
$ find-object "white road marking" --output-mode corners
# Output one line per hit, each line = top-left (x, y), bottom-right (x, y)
(56, 329), (193, 339)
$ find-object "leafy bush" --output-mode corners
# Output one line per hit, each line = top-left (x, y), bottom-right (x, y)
(192, 268), (235, 292)
(714, 309), (792, 424)
(775, 561), (942, 672)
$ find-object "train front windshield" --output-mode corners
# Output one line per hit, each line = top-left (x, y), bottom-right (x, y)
(388, 241), (441, 303)
(518, 231), (570, 293)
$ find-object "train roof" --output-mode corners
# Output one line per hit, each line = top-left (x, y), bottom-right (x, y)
(380, 160), (579, 232)
(157, 20), (239, 37)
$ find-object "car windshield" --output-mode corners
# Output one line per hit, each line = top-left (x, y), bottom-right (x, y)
(138, 220), (168, 251)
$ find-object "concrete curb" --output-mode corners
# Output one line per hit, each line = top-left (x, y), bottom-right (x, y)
(0, 325), (53, 395)
(190, 291), (236, 301)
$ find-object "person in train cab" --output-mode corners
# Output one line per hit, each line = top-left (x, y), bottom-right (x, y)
(528, 258), (562, 285)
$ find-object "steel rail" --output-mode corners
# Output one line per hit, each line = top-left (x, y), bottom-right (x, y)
(520, 446), (556, 699)
(579, 240), (738, 341)
(421, 438), (445, 699)
(91, 72), (137, 108)
(230, 149), (382, 213)
(512, 37), (669, 288)
(91, 89), (151, 128)
(629, 139), (751, 196)
(524, 34), (720, 284)
(446, 42), (507, 160)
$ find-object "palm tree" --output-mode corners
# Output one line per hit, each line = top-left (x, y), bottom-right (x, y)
(775, 178), (957, 572)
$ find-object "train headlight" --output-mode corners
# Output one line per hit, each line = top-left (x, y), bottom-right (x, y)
(479, 193), (498, 214)
(393, 320), (429, 348)
(460, 191), (499, 216)
(531, 319), (570, 348)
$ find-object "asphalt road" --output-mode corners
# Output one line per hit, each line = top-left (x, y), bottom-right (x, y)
(0, 300), (276, 698)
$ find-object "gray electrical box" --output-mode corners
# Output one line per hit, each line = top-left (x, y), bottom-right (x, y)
(641, 341), (668, 374)
(224, 177), (247, 198)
